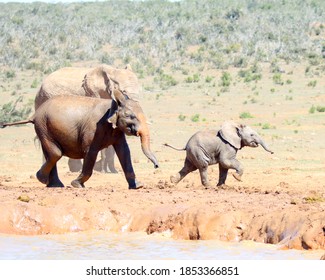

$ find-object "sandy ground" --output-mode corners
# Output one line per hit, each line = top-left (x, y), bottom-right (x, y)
(0, 64), (324, 255)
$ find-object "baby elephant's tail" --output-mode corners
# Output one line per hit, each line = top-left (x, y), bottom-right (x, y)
(0, 119), (34, 128)
(163, 143), (185, 151)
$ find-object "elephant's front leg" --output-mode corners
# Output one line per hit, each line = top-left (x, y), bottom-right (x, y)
(220, 158), (243, 182)
(68, 158), (82, 172)
(217, 164), (229, 186)
(71, 149), (98, 188)
(113, 136), (141, 189)
(103, 146), (118, 173)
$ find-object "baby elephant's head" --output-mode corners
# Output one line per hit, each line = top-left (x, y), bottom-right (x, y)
(219, 121), (274, 154)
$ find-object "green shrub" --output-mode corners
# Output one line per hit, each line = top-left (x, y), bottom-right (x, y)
(262, 123), (275, 129)
(309, 105), (316, 114)
(31, 79), (38, 89)
(191, 114), (200, 122)
(185, 76), (193, 83)
(239, 112), (254, 119)
(238, 65), (262, 82)
(220, 72), (232, 87)
(178, 114), (186, 121)
(205, 76), (213, 83)
(307, 80), (317, 87)
(185, 73), (200, 83)
(6, 70), (16, 79)
(154, 73), (178, 89)
(316, 106), (325, 112)
(272, 73), (284, 85)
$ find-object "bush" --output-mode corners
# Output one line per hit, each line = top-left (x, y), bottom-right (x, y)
(239, 112), (254, 119)
(0, 97), (32, 123)
(154, 73), (178, 89)
(307, 80), (317, 87)
(272, 73), (284, 85)
(220, 72), (232, 87)
(178, 114), (186, 121)
(191, 114), (200, 122)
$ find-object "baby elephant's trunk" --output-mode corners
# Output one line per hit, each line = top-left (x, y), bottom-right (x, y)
(258, 138), (274, 154)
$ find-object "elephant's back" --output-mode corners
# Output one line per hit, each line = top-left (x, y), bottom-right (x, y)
(185, 130), (219, 152)
(34, 96), (111, 134)
(35, 67), (90, 110)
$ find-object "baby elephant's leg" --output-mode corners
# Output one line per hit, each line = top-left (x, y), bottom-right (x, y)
(171, 159), (197, 184)
(220, 159), (243, 182)
(199, 166), (210, 187)
(217, 164), (229, 186)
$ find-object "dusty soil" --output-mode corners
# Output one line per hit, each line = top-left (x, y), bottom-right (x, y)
(0, 63), (324, 254)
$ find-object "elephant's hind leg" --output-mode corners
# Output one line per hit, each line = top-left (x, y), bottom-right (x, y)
(36, 141), (63, 187)
(171, 159), (197, 184)
(47, 164), (64, 188)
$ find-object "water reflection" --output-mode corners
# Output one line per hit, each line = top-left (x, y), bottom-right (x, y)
(0, 231), (322, 260)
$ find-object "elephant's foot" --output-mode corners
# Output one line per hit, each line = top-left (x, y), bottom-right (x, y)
(202, 182), (212, 188)
(232, 173), (242, 182)
(108, 167), (118, 174)
(170, 174), (180, 184)
(36, 170), (48, 185)
(71, 180), (85, 188)
(128, 180), (143, 190)
(47, 180), (65, 188)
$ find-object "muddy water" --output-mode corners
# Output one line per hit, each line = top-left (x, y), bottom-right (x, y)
(0, 231), (322, 260)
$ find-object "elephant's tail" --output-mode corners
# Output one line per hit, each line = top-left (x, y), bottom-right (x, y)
(0, 119), (34, 128)
(163, 143), (185, 151)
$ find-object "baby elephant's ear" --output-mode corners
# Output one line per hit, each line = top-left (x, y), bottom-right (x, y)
(219, 121), (241, 149)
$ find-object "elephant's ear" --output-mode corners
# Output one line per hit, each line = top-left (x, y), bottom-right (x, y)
(219, 121), (242, 149)
(107, 111), (118, 129)
(110, 87), (128, 107)
(82, 65), (115, 99)
(107, 89), (128, 128)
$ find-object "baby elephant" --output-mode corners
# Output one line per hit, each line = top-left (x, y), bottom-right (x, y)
(165, 121), (273, 187)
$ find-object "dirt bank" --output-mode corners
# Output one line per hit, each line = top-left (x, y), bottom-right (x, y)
(0, 167), (324, 251)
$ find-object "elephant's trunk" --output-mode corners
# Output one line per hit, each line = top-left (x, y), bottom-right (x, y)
(258, 138), (274, 154)
(137, 116), (159, 168)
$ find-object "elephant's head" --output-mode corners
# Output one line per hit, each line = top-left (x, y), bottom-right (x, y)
(219, 121), (274, 153)
(82, 64), (140, 100)
(107, 86), (159, 168)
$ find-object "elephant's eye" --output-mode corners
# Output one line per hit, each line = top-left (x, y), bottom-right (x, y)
(125, 112), (136, 119)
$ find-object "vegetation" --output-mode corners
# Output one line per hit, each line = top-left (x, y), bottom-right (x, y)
(239, 112), (254, 119)
(309, 105), (325, 113)
(191, 114), (200, 122)
(0, 0), (324, 75)
(0, 97), (32, 123)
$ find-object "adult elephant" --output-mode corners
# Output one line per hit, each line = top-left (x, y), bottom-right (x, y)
(1, 86), (159, 189)
(35, 64), (140, 173)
